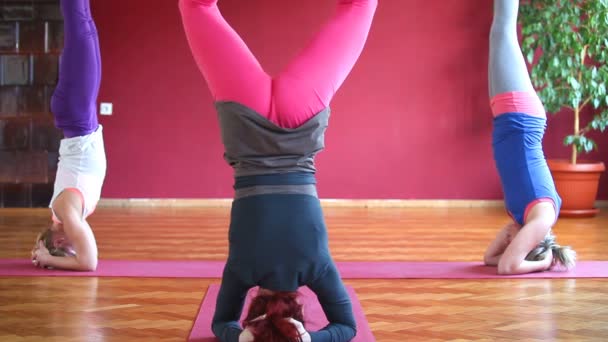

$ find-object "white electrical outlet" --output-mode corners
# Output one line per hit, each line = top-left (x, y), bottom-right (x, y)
(100, 102), (113, 115)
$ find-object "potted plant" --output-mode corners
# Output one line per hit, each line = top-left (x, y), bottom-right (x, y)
(519, 0), (608, 217)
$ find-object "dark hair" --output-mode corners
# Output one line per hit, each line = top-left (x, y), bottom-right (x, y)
(37, 228), (75, 257)
(525, 232), (576, 269)
(242, 291), (305, 342)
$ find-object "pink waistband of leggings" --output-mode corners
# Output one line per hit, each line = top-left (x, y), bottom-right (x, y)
(490, 91), (546, 118)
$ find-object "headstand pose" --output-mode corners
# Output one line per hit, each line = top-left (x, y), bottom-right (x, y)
(31, 0), (106, 271)
(179, 0), (377, 341)
(484, 0), (575, 275)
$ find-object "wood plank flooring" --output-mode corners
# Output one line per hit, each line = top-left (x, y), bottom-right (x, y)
(0, 206), (606, 341)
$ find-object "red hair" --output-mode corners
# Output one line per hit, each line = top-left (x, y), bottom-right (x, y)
(242, 291), (305, 342)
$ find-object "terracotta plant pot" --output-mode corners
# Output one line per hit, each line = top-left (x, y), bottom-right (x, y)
(547, 159), (606, 218)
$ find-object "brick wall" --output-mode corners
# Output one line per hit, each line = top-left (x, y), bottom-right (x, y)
(0, 0), (63, 207)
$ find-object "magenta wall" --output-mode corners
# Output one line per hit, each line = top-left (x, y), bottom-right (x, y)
(92, 0), (608, 199)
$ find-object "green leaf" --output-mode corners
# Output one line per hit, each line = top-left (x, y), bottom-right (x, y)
(527, 50), (535, 65)
(592, 67), (598, 79)
(568, 76), (581, 90)
(564, 135), (576, 146)
(571, 92), (581, 108)
(599, 83), (606, 96)
(584, 139), (595, 153)
(591, 80), (599, 90)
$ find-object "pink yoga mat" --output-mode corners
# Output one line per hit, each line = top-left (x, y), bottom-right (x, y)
(1, 259), (607, 279)
(188, 285), (374, 342)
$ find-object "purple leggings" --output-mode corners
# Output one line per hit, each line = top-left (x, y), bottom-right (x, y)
(51, 0), (101, 138)
(179, 0), (377, 128)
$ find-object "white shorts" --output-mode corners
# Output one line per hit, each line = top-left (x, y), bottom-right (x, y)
(50, 125), (107, 222)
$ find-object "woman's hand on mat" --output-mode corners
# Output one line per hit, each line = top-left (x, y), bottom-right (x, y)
(238, 328), (254, 342)
(543, 248), (554, 270)
(31, 241), (51, 268)
(287, 318), (311, 342)
(484, 222), (520, 266)
(238, 318), (310, 342)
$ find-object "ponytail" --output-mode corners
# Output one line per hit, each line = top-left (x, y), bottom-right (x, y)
(552, 244), (576, 269)
(525, 232), (576, 269)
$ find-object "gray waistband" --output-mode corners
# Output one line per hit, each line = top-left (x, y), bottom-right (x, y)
(234, 184), (318, 200)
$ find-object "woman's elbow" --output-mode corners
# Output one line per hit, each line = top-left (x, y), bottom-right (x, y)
(347, 325), (357, 340)
(340, 320), (357, 340)
(80, 257), (98, 272)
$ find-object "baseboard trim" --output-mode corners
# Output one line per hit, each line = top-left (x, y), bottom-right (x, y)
(98, 198), (608, 208)
(98, 198), (234, 208)
(318, 199), (506, 208)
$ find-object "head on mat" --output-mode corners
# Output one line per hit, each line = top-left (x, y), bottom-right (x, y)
(525, 231), (576, 269)
(36, 226), (77, 258)
(240, 289), (308, 342)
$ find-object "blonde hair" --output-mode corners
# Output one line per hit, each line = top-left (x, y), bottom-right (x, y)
(36, 229), (75, 257)
(525, 232), (576, 269)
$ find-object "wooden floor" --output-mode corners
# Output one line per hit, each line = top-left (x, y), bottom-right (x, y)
(0, 206), (607, 341)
